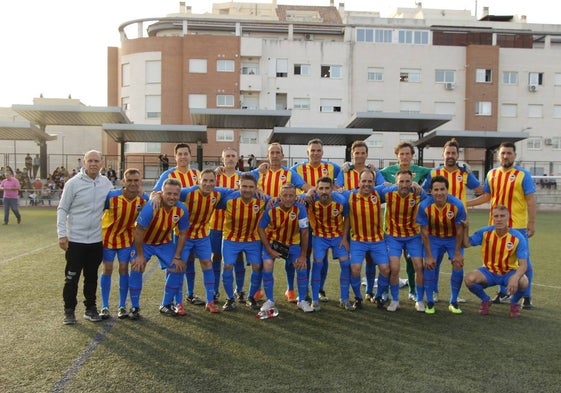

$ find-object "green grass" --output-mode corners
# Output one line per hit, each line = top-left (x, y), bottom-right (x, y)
(1, 207), (560, 392)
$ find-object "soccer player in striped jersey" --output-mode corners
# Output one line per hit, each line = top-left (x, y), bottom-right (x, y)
(422, 138), (482, 303)
(177, 169), (236, 314)
(381, 142), (432, 303)
(219, 173), (269, 311)
(384, 170), (426, 312)
(341, 169), (391, 310)
(258, 183), (311, 314)
(99, 168), (148, 320)
(307, 177), (350, 311)
(468, 142), (536, 308)
(153, 143), (203, 310)
(462, 205), (529, 317)
(130, 179), (189, 318)
(416, 175), (466, 314)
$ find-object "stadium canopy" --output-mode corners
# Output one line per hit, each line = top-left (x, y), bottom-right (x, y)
(190, 108), (291, 128)
(0, 121), (57, 142)
(414, 129), (530, 173)
(11, 104), (129, 178)
(269, 127), (374, 161)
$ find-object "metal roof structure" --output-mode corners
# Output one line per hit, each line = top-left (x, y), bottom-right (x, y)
(190, 108), (291, 129)
(0, 121), (57, 142)
(12, 104), (130, 126)
(345, 112), (453, 133)
(102, 124), (207, 144)
(269, 127), (373, 146)
(414, 129), (530, 149)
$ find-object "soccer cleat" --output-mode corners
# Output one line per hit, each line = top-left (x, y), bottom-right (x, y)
(129, 307), (141, 320)
(159, 304), (178, 317)
(510, 303), (521, 317)
(457, 297), (467, 303)
(63, 309), (76, 325)
(186, 295), (205, 306)
(479, 300), (492, 316)
(386, 300), (400, 312)
(253, 289), (264, 301)
(260, 299), (275, 312)
(319, 291), (329, 302)
(175, 302), (187, 317)
(491, 292), (509, 304)
(311, 301), (321, 312)
(214, 291), (220, 301)
(352, 298), (363, 310)
(117, 307), (129, 319)
(246, 297), (260, 310)
(284, 289), (297, 303)
(408, 293), (416, 301)
(415, 301), (426, 312)
(84, 308), (102, 322)
(365, 293), (375, 303)
(257, 307), (279, 319)
(522, 297), (534, 310)
(373, 297), (385, 309)
(222, 298), (237, 311)
(339, 299), (354, 311)
(235, 290), (246, 303)
(297, 300), (314, 313)
(100, 307), (111, 320)
(448, 303), (463, 315)
(205, 301), (221, 313)
(433, 293), (439, 303)
(425, 302), (436, 315)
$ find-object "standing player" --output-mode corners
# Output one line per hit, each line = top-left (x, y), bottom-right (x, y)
(462, 206), (529, 317)
(381, 142), (431, 303)
(307, 177), (351, 311)
(258, 183), (311, 317)
(153, 143), (203, 309)
(341, 169), (391, 309)
(384, 170), (426, 312)
(467, 142), (536, 308)
(99, 168), (148, 320)
(130, 179), (189, 318)
(416, 176), (466, 314)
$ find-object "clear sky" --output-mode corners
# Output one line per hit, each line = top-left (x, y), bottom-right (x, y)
(1, 0), (558, 108)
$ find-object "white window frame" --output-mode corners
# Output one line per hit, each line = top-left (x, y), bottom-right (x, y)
(319, 98), (342, 113)
(145, 95), (161, 119)
(240, 130), (258, 144)
(146, 60), (161, 84)
(475, 101), (492, 116)
(527, 104), (543, 118)
(502, 71), (518, 85)
(526, 137), (542, 150)
(476, 68), (492, 83)
(217, 95), (235, 107)
(241, 63), (258, 75)
(189, 59), (207, 73)
(188, 94), (207, 109)
(366, 100), (383, 112)
(553, 105), (561, 119)
(321, 65), (342, 79)
(435, 70), (455, 83)
(528, 72), (544, 86)
(217, 60), (235, 72)
(294, 63), (311, 76)
(293, 97), (311, 110)
(367, 68), (383, 81)
(121, 63), (130, 87)
(400, 69), (421, 83)
(398, 30), (429, 44)
(551, 137), (561, 149)
(216, 129), (234, 142)
(276, 58), (288, 77)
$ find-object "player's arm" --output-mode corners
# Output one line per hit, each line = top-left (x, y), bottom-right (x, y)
(170, 229), (187, 273)
(131, 225), (147, 272)
(467, 192), (490, 208)
(258, 225), (280, 259)
(452, 223), (464, 268)
(420, 225), (436, 269)
(526, 193), (536, 237)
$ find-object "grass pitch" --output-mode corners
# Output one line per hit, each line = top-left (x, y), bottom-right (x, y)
(0, 207), (560, 393)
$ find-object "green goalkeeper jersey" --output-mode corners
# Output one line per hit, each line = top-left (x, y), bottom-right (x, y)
(380, 164), (431, 184)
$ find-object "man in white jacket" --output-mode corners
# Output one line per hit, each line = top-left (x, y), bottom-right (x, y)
(57, 150), (114, 325)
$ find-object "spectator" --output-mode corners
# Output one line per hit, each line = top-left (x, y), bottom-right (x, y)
(1, 170), (22, 224)
(236, 155), (245, 172)
(247, 154), (255, 170)
(25, 153), (33, 178)
(33, 154), (40, 179)
(106, 166), (117, 185)
(159, 154), (170, 172)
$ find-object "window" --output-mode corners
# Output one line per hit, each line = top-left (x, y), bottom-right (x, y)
(356, 28), (392, 43)
(476, 69), (492, 83)
(528, 72), (544, 85)
(555, 73), (561, 86)
(433, 101), (455, 115)
(146, 143), (161, 153)
(367, 100), (383, 112)
(398, 30), (429, 44)
(501, 104), (517, 118)
(241, 63), (258, 75)
(320, 98), (342, 112)
(145, 95), (161, 119)
(321, 65), (342, 79)
(121, 63), (130, 87)
(146, 60), (161, 84)
(216, 129), (234, 142)
(435, 70), (455, 83)
(400, 69), (421, 83)
(240, 130), (258, 144)
(276, 59), (288, 77)
(217, 60), (235, 72)
(367, 68), (383, 81)
(294, 64), (311, 76)
(366, 133), (383, 148)
(551, 137), (561, 149)
(553, 105), (561, 118)
(400, 101), (421, 114)
(189, 59), (207, 73)
(217, 95), (234, 107)
(527, 138), (542, 150)
(503, 71), (518, 85)
(188, 94), (207, 109)
(528, 104), (543, 118)
(475, 101), (492, 116)
(293, 98), (311, 110)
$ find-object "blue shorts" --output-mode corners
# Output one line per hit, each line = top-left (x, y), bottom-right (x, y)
(312, 236), (348, 262)
(349, 239), (389, 265)
(210, 229), (223, 255)
(102, 246), (134, 263)
(143, 242), (189, 270)
(477, 267), (519, 288)
(427, 235), (464, 261)
(183, 237), (212, 261)
(262, 244), (301, 263)
(386, 234), (423, 258)
(222, 239), (262, 265)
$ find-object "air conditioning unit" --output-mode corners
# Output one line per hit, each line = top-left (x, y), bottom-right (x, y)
(544, 138), (553, 145)
(304, 33), (314, 41)
(528, 84), (537, 92)
(444, 82), (456, 90)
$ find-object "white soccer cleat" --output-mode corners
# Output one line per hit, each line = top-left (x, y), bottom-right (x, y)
(415, 301), (426, 312)
(386, 300), (400, 312)
(259, 299), (275, 313)
(297, 300), (314, 313)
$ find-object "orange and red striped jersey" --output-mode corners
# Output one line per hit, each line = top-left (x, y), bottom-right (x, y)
(153, 167), (200, 190)
(254, 167), (306, 197)
(335, 167), (385, 190)
(469, 226), (528, 274)
(416, 195), (466, 238)
(307, 192), (348, 238)
(292, 161), (340, 187)
(210, 172), (241, 231)
(259, 203), (308, 245)
(426, 167), (481, 206)
(384, 188), (422, 238)
(345, 188), (386, 242)
(136, 202), (189, 245)
(102, 190), (148, 249)
(221, 193), (267, 242)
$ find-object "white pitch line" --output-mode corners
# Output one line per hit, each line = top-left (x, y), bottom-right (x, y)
(0, 243), (58, 265)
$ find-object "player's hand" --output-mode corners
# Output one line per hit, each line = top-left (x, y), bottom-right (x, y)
(425, 256), (436, 270)
(150, 191), (162, 209)
(293, 255), (306, 270)
(214, 166), (225, 175)
(341, 162), (352, 173)
(258, 162), (269, 173)
(131, 256), (147, 273)
(169, 259), (186, 273)
(58, 237), (69, 251)
(506, 275), (519, 295)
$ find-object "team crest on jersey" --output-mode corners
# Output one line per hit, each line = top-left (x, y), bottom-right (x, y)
(456, 174), (463, 182)
(280, 174), (287, 182)
(210, 196), (217, 205)
(192, 174), (198, 182)
(509, 174), (516, 182)
(322, 167), (328, 176)
(253, 204), (261, 213)
(332, 208), (340, 216)
(446, 210), (455, 219)
(409, 198), (416, 207)
(289, 212), (297, 220)
(370, 195), (378, 203)
(506, 241), (514, 250)
(172, 214), (180, 223)
(136, 204), (142, 212)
